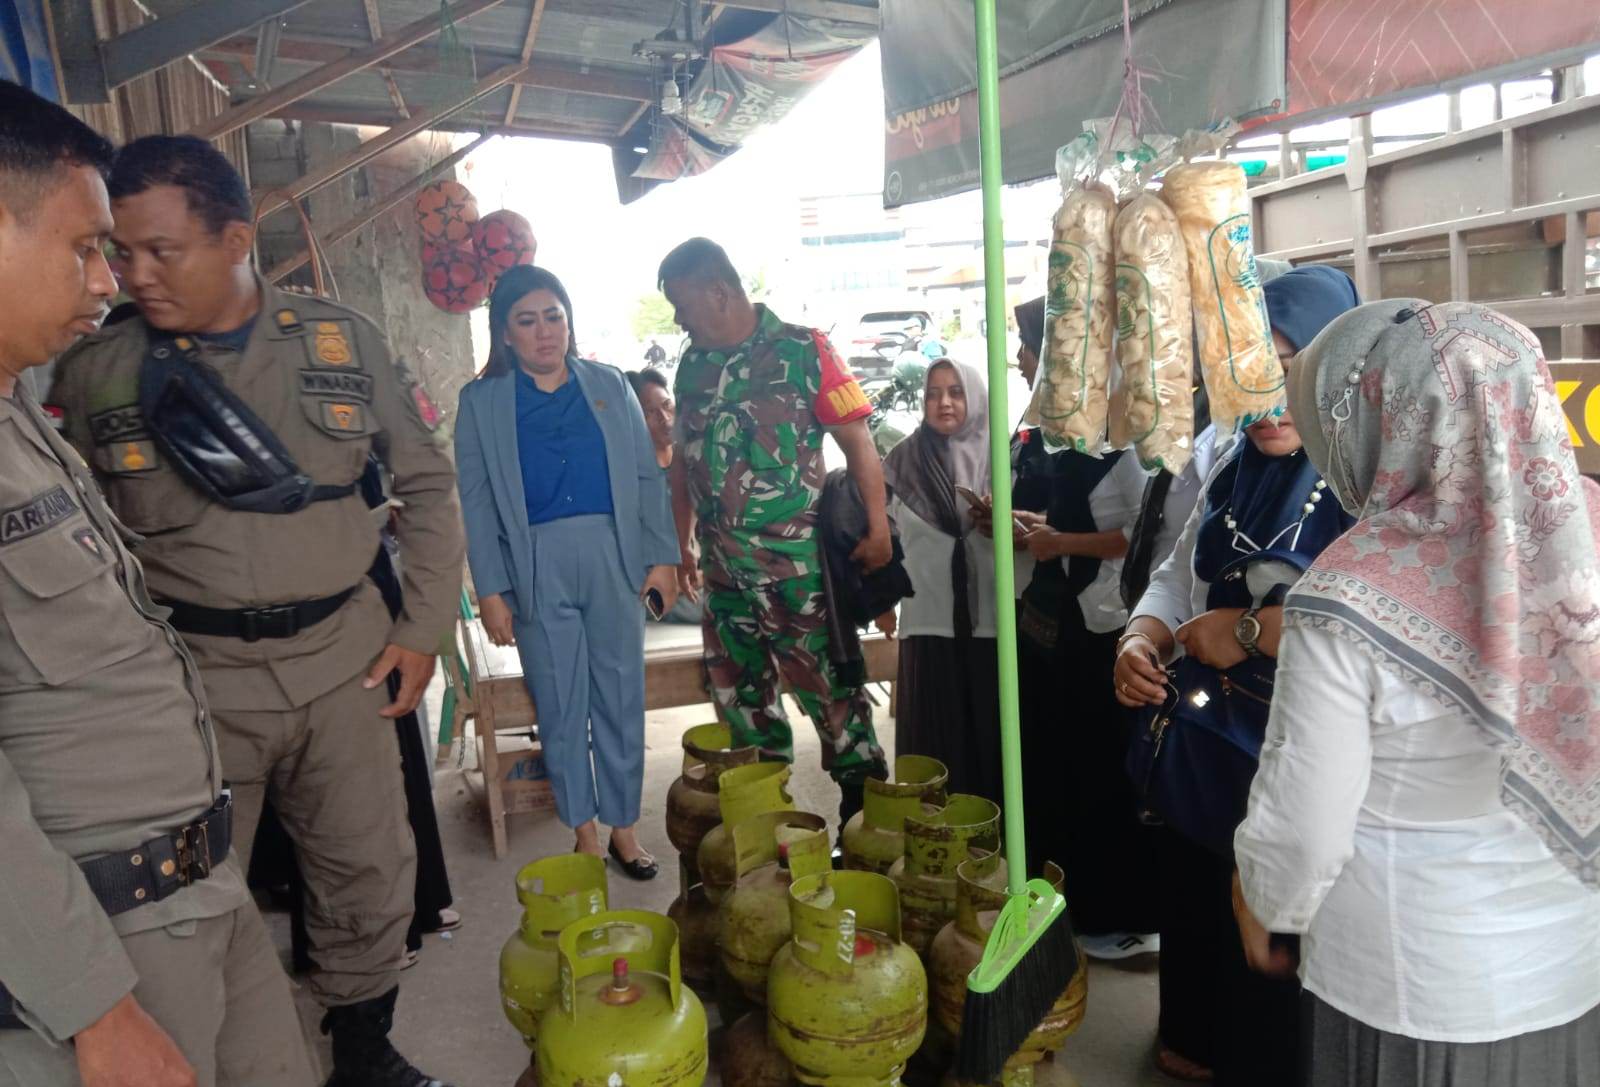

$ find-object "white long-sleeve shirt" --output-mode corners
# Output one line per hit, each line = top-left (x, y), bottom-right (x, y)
(1235, 623), (1600, 1043)
(890, 495), (999, 639)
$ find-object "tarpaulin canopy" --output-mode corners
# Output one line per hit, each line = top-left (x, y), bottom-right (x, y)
(1277, 0), (1600, 127)
(633, 13), (874, 186)
(879, 0), (1287, 206)
(879, 0), (1600, 208)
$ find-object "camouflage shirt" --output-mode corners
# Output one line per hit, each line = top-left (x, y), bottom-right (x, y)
(674, 305), (871, 586)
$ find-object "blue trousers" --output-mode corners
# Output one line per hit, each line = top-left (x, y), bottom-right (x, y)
(513, 514), (645, 829)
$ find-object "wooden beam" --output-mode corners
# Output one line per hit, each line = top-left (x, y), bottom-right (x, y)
(44, 0), (109, 103)
(503, 0), (548, 126)
(266, 133), (492, 283)
(380, 68), (410, 118)
(101, 0), (316, 89)
(361, 0), (383, 40)
(716, 0), (878, 24)
(203, 34), (653, 101)
(191, 0), (508, 140)
(267, 103), (616, 141)
(617, 99), (651, 137)
(254, 63), (527, 221)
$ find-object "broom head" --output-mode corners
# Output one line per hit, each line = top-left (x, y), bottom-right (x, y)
(954, 877), (1079, 1084)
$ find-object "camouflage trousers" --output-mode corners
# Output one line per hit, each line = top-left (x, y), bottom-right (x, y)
(702, 571), (885, 785)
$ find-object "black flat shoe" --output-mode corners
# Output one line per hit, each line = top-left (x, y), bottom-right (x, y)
(608, 839), (659, 881)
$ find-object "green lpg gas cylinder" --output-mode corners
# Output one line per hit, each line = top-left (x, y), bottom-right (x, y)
(768, 871), (928, 1087)
(720, 1009), (797, 1087)
(666, 856), (721, 991)
(697, 762), (794, 905)
(536, 911), (709, 1087)
(841, 756), (948, 874)
(666, 723), (758, 878)
(719, 811), (832, 1005)
(927, 854), (1087, 1087)
(888, 794), (1000, 959)
(499, 854), (608, 1049)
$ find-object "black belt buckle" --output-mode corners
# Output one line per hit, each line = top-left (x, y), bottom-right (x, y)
(240, 603), (299, 642)
(175, 820), (212, 884)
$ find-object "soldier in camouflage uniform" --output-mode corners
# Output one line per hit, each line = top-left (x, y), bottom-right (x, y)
(660, 238), (891, 824)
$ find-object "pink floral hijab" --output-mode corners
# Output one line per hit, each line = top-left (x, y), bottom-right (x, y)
(1287, 300), (1600, 887)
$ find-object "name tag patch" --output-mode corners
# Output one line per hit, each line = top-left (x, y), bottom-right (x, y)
(300, 369), (374, 401)
(1, 486), (79, 545)
(88, 405), (148, 445)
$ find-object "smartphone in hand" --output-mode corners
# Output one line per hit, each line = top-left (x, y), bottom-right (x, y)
(644, 588), (665, 621)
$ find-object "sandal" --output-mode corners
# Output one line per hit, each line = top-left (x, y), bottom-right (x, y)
(1155, 1046), (1214, 1082)
(607, 838), (659, 881)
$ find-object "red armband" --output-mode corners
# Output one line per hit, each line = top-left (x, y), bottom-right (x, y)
(811, 330), (872, 427)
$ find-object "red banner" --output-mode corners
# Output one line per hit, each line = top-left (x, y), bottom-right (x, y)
(1286, 0), (1600, 118)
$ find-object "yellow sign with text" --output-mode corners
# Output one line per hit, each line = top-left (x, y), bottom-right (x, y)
(1549, 361), (1600, 476)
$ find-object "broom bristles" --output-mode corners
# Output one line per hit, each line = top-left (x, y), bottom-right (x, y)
(953, 913), (1078, 1084)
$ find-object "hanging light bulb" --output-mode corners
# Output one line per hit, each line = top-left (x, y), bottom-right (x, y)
(660, 70), (684, 117)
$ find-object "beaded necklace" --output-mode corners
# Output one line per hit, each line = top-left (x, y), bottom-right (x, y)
(1221, 451), (1330, 555)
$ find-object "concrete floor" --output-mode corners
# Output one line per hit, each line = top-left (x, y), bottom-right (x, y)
(271, 690), (1171, 1087)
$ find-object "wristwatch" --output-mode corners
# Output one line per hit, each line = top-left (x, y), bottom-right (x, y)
(1234, 607), (1263, 658)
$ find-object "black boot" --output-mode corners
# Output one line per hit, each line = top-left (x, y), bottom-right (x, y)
(833, 780), (867, 868)
(321, 987), (454, 1087)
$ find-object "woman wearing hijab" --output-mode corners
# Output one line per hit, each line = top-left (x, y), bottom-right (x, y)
(1234, 301), (1600, 1087)
(877, 359), (1002, 802)
(1116, 265), (1361, 1083)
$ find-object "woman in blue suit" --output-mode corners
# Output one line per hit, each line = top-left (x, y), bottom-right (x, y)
(456, 265), (680, 878)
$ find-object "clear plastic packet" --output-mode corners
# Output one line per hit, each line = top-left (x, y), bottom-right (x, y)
(1025, 130), (1118, 454)
(1109, 191), (1194, 474)
(1161, 125), (1283, 432)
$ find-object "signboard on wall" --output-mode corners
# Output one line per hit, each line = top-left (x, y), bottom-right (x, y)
(1549, 360), (1600, 476)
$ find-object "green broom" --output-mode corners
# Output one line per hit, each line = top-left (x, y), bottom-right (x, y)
(953, 0), (1080, 1081)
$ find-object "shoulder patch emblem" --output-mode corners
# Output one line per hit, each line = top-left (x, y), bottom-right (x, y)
(322, 402), (364, 432)
(0, 485), (79, 545)
(116, 440), (157, 473)
(314, 321), (353, 366)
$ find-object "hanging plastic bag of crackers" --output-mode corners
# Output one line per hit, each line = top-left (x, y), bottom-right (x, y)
(1162, 123), (1283, 433)
(1024, 130), (1117, 454)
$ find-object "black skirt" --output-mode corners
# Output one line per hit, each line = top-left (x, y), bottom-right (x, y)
(894, 634), (1002, 806)
(1017, 618), (1160, 937)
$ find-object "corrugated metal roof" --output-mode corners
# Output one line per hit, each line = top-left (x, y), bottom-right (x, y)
(190, 1), (881, 144)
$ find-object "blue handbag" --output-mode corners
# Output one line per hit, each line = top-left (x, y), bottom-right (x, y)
(1125, 654), (1275, 856)
(1124, 550), (1308, 857)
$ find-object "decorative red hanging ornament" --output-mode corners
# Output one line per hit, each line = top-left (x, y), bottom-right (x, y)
(414, 180), (480, 247)
(422, 245), (490, 314)
(470, 209), (537, 281)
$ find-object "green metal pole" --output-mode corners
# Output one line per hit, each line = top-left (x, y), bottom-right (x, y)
(972, 0), (1026, 899)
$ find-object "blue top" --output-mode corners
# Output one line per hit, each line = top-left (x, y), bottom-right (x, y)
(514, 365), (614, 524)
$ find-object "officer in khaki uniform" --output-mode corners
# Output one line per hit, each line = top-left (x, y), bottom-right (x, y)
(49, 135), (463, 1087)
(0, 80), (315, 1087)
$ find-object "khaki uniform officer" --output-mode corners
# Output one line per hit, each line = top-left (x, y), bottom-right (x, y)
(48, 135), (464, 1087)
(0, 82), (315, 1087)
(0, 384), (317, 1087)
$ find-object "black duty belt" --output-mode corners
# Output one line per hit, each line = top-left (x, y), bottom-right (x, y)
(159, 586), (356, 642)
(0, 794), (232, 1029)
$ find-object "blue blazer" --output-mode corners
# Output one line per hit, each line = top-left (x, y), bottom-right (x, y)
(454, 357), (680, 625)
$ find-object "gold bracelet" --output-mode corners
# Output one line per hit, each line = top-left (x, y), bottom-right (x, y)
(1115, 630), (1156, 656)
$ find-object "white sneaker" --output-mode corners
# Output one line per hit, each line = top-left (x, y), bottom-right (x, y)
(1079, 932), (1160, 961)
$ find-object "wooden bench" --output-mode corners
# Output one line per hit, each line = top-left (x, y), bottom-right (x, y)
(457, 618), (898, 857)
